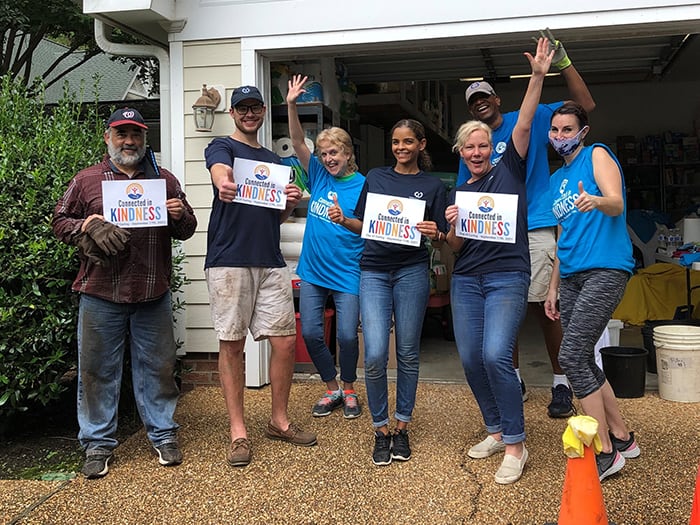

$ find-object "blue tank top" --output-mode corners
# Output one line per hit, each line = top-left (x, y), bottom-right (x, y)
(549, 144), (634, 277)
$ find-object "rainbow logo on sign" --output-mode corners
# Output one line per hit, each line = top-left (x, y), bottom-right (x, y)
(387, 199), (403, 216)
(478, 195), (495, 213)
(126, 183), (144, 199)
(254, 164), (271, 181)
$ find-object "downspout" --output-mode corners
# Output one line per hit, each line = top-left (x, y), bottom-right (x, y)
(93, 19), (172, 169)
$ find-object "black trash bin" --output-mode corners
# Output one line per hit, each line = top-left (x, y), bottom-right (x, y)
(600, 346), (648, 398)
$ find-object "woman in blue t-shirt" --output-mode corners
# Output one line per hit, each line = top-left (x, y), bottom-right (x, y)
(444, 37), (553, 485)
(329, 119), (448, 466)
(544, 102), (640, 482)
(287, 75), (366, 420)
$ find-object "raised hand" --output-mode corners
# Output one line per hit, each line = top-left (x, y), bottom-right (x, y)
(538, 28), (571, 70)
(525, 37), (554, 77)
(286, 74), (308, 105)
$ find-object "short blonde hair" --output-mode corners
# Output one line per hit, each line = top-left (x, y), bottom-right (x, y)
(316, 127), (358, 174)
(452, 120), (492, 153)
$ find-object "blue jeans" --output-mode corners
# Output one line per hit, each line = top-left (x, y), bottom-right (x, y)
(77, 293), (180, 454)
(299, 281), (360, 384)
(451, 271), (529, 444)
(360, 263), (429, 427)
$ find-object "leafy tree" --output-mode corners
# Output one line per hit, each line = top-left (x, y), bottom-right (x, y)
(1, 1), (160, 96)
(1, 0), (100, 91)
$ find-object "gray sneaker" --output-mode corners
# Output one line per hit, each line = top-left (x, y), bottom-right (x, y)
(343, 391), (362, 419)
(597, 449), (625, 481)
(82, 451), (113, 479)
(154, 442), (183, 466)
(312, 390), (344, 417)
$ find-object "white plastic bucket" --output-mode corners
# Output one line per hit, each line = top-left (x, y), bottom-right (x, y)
(653, 325), (700, 402)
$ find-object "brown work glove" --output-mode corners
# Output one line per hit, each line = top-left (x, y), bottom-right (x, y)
(75, 232), (111, 266)
(84, 219), (131, 256)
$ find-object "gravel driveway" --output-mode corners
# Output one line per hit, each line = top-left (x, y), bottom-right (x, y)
(1, 381), (698, 524)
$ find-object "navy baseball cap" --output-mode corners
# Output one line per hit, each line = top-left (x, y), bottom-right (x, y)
(107, 108), (148, 129)
(230, 85), (264, 107)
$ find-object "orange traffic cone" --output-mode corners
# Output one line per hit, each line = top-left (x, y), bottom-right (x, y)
(545, 444), (614, 525)
(690, 463), (700, 525)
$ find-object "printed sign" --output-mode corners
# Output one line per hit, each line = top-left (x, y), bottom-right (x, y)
(454, 191), (519, 243)
(102, 179), (167, 228)
(232, 158), (291, 210)
(360, 192), (426, 247)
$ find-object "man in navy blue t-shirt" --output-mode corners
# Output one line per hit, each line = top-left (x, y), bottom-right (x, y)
(204, 85), (317, 468)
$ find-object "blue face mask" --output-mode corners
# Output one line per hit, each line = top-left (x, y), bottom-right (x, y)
(549, 126), (589, 157)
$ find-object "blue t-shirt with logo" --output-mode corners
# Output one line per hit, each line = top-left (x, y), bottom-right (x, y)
(354, 166), (448, 271)
(550, 143), (634, 277)
(204, 137), (287, 269)
(457, 102), (563, 230)
(296, 155), (365, 295)
(451, 141), (530, 276)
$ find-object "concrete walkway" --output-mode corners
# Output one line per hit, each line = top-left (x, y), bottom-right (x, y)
(1, 381), (698, 524)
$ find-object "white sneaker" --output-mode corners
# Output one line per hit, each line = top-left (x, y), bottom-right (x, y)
(467, 435), (506, 459)
(495, 446), (528, 484)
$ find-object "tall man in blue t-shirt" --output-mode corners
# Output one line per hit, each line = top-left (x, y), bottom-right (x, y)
(457, 30), (596, 418)
(204, 85), (317, 468)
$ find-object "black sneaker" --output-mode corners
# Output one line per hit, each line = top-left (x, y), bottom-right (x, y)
(82, 452), (113, 479)
(391, 428), (411, 461)
(372, 431), (392, 466)
(520, 379), (529, 402)
(154, 442), (183, 466)
(547, 384), (575, 418)
(596, 449), (625, 481)
(610, 431), (640, 459)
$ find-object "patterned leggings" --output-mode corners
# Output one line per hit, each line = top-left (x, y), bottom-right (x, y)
(558, 269), (629, 399)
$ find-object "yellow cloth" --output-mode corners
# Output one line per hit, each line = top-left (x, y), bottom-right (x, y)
(613, 263), (700, 325)
(562, 415), (602, 458)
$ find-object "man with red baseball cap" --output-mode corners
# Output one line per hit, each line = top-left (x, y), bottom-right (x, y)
(52, 106), (197, 479)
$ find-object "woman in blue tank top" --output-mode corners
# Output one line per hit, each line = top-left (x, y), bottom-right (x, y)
(544, 102), (640, 482)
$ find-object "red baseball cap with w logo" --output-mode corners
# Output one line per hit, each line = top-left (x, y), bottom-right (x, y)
(107, 108), (148, 129)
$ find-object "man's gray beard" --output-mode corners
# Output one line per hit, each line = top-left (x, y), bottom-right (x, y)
(108, 143), (146, 167)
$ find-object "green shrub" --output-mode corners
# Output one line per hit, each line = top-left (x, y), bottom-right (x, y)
(0, 75), (104, 416)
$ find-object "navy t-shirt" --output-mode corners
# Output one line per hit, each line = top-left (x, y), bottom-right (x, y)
(450, 141), (530, 276)
(204, 137), (286, 269)
(354, 166), (448, 271)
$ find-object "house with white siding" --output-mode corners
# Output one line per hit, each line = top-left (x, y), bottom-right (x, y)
(79, 0), (700, 386)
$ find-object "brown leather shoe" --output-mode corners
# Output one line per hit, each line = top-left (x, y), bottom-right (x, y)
(265, 422), (317, 447)
(227, 438), (252, 467)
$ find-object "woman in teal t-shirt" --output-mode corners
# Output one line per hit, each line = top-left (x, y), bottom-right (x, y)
(287, 74), (365, 420)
